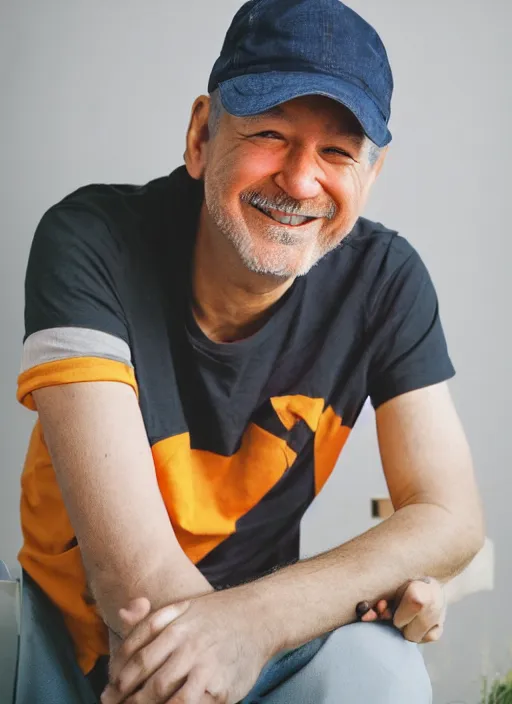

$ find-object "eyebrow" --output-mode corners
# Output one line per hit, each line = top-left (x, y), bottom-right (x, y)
(332, 130), (365, 148)
(242, 106), (365, 147)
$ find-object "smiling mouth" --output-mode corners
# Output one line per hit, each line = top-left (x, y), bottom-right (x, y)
(251, 204), (317, 227)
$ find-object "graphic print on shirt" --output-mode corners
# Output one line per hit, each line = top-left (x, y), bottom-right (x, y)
(17, 167), (455, 673)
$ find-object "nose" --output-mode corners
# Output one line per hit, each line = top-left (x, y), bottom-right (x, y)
(273, 147), (324, 202)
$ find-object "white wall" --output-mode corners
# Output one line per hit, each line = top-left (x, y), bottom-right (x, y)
(1, 2), (510, 701)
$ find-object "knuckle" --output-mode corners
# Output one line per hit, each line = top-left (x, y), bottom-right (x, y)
(153, 673), (170, 699)
(133, 648), (150, 672)
(117, 672), (132, 693)
(407, 583), (426, 605)
(431, 605), (443, 622)
(427, 596), (442, 615)
(149, 616), (163, 637)
(423, 591), (434, 607)
(118, 642), (133, 660)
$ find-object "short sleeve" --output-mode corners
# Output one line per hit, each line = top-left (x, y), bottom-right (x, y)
(367, 241), (455, 409)
(18, 204), (138, 409)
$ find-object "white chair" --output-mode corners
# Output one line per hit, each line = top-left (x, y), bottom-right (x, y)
(0, 560), (20, 704)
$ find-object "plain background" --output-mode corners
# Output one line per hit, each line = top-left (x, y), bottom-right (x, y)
(1, 1), (510, 701)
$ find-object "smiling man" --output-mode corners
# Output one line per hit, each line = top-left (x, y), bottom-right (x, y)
(16, 1), (484, 703)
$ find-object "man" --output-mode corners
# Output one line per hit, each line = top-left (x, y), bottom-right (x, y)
(16, 0), (484, 702)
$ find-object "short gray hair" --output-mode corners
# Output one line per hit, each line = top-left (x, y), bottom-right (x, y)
(367, 141), (381, 167)
(208, 88), (381, 166)
(208, 89), (225, 136)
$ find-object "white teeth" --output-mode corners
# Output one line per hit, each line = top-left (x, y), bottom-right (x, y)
(265, 209), (310, 226)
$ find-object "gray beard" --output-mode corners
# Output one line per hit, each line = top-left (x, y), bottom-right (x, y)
(205, 195), (328, 278)
(221, 218), (321, 277)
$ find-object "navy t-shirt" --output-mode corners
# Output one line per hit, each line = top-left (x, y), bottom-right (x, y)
(17, 165), (455, 671)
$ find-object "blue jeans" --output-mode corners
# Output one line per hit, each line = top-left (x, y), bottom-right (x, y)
(87, 633), (330, 703)
(240, 635), (330, 703)
(15, 572), (432, 703)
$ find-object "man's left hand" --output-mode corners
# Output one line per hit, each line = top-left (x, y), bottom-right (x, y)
(358, 577), (446, 643)
(101, 587), (275, 704)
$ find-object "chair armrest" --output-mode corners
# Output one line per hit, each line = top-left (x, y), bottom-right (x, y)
(0, 561), (20, 704)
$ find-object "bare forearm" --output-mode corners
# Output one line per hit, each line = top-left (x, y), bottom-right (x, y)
(33, 384), (214, 639)
(243, 503), (483, 653)
(86, 550), (213, 638)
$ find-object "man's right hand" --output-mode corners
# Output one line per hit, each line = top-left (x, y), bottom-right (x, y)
(102, 587), (273, 704)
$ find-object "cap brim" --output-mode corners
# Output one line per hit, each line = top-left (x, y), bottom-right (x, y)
(218, 71), (391, 148)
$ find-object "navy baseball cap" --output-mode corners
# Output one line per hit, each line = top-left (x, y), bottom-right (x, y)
(208, 0), (393, 148)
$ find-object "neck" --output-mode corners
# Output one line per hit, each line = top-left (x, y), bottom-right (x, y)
(191, 203), (294, 343)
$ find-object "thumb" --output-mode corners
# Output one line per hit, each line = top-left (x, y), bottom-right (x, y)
(119, 597), (151, 627)
(151, 599), (191, 631)
(391, 580), (412, 615)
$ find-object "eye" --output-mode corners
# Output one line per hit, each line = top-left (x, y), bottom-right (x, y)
(252, 131), (284, 140)
(323, 147), (354, 159)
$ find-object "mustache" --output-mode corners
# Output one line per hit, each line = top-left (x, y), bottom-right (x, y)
(240, 190), (337, 221)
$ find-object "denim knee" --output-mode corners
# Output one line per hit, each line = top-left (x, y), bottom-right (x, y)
(327, 621), (432, 703)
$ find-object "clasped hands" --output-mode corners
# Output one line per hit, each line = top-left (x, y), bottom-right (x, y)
(101, 578), (446, 704)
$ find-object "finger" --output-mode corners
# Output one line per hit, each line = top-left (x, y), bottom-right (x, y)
(375, 600), (393, 620)
(109, 601), (190, 683)
(125, 652), (191, 703)
(420, 578), (447, 621)
(168, 672), (216, 704)
(393, 598), (422, 630)
(422, 624), (443, 643)
(393, 581), (432, 630)
(376, 600), (387, 616)
(114, 627), (186, 698)
(361, 609), (378, 622)
(396, 579), (446, 643)
(391, 580), (412, 615)
(101, 685), (125, 704)
(119, 598), (152, 628)
(402, 616), (437, 644)
(357, 601), (390, 623)
(379, 607), (393, 621)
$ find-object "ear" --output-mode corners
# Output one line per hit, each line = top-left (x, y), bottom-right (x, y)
(184, 95), (212, 180)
